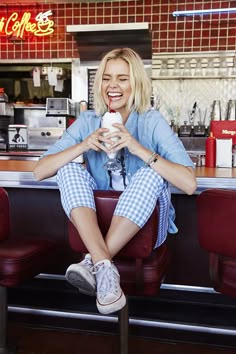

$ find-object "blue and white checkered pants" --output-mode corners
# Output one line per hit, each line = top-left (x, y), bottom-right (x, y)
(57, 162), (171, 248)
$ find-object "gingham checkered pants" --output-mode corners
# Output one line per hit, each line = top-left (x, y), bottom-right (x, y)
(57, 162), (171, 247)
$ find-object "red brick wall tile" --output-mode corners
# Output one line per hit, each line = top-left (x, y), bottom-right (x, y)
(0, 0), (235, 60)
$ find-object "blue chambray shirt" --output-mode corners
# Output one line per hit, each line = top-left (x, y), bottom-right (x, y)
(44, 109), (194, 239)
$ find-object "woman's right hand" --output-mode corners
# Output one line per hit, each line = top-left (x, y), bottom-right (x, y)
(82, 127), (111, 153)
(34, 128), (111, 181)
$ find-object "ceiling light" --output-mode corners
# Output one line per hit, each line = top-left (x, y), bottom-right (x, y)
(173, 8), (236, 17)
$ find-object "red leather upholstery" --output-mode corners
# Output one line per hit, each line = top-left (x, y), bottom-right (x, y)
(197, 188), (236, 298)
(115, 244), (170, 296)
(69, 190), (158, 259)
(0, 187), (58, 287)
(0, 188), (10, 242)
(68, 190), (170, 296)
(0, 187), (60, 353)
(0, 238), (56, 287)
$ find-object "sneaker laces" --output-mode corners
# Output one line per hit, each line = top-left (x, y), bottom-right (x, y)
(93, 261), (121, 299)
(81, 254), (93, 271)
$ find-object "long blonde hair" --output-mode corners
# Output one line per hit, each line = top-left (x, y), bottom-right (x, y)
(93, 48), (152, 116)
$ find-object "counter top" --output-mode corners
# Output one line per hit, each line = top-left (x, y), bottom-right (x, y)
(0, 159), (236, 193)
(0, 159), (57, 189)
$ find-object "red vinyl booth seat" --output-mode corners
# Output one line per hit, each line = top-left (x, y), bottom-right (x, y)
(0, 187), (59, 353)
(197, 188), (236, 298)
(68, 190), (170, 296)
(68, 190), (171, 354)
(0, 238), (55, 287)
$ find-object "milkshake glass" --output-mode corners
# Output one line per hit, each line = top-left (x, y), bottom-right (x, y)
(101, 111), (123, 170)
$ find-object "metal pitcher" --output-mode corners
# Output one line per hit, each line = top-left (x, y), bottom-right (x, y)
(211, 100), (221, 121)
(226, 99), (236, 120)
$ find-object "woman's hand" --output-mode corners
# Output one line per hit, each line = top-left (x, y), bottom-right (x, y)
(82, 127), (112, 153)
(105, 123), (142, 155)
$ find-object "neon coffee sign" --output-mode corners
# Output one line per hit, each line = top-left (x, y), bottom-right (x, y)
(0, 10), (54, 39)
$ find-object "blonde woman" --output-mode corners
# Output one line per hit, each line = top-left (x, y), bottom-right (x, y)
(34, 48), (196, 315)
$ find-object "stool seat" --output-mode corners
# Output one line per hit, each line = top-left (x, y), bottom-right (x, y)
(0, 238), (57, 288)
(115, 244), (170, 296)
(197, 188), (236, 298)
(0, 187), (59, 354)
(67, 190), (171, 354)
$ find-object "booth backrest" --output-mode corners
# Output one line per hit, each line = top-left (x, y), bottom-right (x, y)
(197, 188), (236, 259)
(68, 190), (159, 259)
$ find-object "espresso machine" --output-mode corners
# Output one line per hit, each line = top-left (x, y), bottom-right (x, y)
(12, 98), (76, 151)
(0, 101), (14, 150)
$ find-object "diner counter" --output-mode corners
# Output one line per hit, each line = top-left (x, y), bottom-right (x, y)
(0, 159), (236, 192)
(0, 158), (223, 287)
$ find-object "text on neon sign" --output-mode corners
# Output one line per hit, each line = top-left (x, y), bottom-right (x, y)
(0, 10), (54, 39)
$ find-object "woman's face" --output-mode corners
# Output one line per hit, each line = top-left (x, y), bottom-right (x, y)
(101, 58), (132, 120)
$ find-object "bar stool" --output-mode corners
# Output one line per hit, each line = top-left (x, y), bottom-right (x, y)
(197, 188), (236, 297)
(68, 190), (171, 354)
(0, 187), (59, 354)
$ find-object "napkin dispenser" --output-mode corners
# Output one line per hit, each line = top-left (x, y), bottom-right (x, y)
(216, 138), (232, 168)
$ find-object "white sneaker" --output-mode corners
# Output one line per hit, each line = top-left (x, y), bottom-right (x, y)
(94, 259), (126, 315)
(65, 254), (96, 296)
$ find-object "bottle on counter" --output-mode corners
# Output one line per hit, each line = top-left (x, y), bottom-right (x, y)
(205, 132), (216, 168)
(0, 88), (8, 103)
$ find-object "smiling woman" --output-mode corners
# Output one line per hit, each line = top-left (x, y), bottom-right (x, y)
(34, 47), (196, 317)
(93, 48), (152, 118)
(101, 58), (132, 123)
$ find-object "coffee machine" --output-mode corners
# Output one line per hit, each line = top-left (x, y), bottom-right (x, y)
(14, 104), (67, 151)
(0, 102), (14, 150)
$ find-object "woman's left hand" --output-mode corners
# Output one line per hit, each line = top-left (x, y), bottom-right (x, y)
(106, 123), (141, 155)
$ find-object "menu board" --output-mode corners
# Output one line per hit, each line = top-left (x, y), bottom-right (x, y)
(88, 68), (97, 110)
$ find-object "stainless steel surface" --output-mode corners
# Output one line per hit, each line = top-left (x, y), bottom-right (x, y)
(226, 99), (236, 120)
(0, 103), (13, 116)
(0, 132), (7, 151)
(0, 151), (41, 161)
(211, 100), (221, 121)
(14, 105), (66, 128)
(179, 121), (193, 137)
(0, 155), (39, 161)
(180, 136), (206, 152)
(27, 115), (66, 128)
(0, 168), (236, 193)
(0, 171), (57, 189)
(0, 108), (14, 149)
(28, 127), (64, 150)
(14, 105), (66, 150)
(8, 300), (236, 337)
(46, 98), (75, 116)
